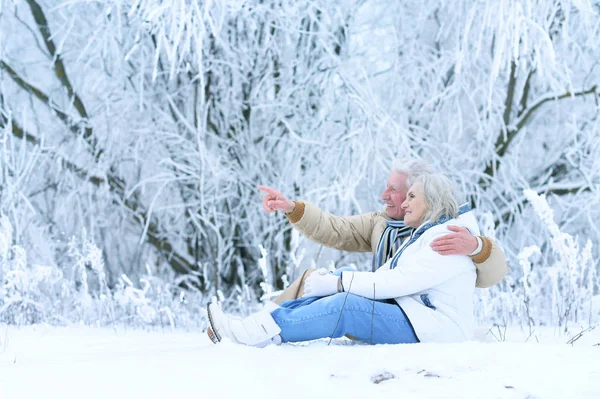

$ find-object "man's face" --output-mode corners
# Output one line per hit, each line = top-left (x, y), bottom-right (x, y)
(381, 171), (409, 220)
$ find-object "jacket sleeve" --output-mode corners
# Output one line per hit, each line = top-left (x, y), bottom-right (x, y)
(286, 201), (376, 253)
(471, 237), (508, 288)
(340, 229), (474, 299)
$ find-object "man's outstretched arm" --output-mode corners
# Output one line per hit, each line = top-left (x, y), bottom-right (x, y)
(258, 185), (376, 252)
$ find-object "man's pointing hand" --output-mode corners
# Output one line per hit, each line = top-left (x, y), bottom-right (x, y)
(257, 185), (296, 214)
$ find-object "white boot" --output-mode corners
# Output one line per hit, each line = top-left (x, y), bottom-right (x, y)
(206, 302), (282, 347)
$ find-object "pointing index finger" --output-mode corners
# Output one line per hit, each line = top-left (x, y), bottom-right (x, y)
(257, 185), (280, 196)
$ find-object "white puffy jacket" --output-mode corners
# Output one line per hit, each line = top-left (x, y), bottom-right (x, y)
(340, 211), (479, 343)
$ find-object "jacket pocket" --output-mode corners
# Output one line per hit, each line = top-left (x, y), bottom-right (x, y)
(420, 294), (436, 310)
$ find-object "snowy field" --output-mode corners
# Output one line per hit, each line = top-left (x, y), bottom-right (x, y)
(0, 325), (598, 399)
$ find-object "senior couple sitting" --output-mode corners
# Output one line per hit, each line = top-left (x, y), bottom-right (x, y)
(207, 159), (508, 346)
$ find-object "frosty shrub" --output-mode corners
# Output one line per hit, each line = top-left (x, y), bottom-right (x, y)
(0, 214), (63, 324)
(475, 190), (598, 333)
(0, 214), (206, 328)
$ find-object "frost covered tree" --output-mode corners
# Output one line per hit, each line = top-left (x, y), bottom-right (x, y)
(0, 0), (362, 299)
(0, 0), (598, 326)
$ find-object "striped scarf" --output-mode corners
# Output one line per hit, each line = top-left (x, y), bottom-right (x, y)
(372, 220), (412, 271)
(388, 203), (472, 270)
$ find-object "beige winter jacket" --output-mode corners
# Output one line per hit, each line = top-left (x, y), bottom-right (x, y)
(286, 201), (508, 288)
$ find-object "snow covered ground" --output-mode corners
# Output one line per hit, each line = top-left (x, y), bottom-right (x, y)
(0, 324), (598, 399)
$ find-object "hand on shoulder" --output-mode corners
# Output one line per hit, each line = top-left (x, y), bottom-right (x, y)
(429, 224), (479, 256)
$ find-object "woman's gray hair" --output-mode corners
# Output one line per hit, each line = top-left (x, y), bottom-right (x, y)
(391, 158), (433, 186)
(414, 173), (458, 223)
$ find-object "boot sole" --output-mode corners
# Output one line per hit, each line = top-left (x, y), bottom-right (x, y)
(206, 302), (221, 344)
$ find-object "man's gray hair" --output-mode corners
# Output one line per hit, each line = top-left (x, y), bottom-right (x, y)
(391, 158), (433, 186)
(414, 173), (458, 223)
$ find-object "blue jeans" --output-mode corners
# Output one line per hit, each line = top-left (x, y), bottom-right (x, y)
(271, 268), (419, 344)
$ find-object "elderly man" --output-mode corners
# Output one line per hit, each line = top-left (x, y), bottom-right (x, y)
(259, 159), (507, 303)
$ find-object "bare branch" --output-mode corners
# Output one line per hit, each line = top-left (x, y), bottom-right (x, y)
(484, 85), (598, 178)
(1, 60), (85, 139)
(24, 0), (97, 154)
(497, 181), (592, 223)
(518, 69), (535, 117)
(514, 86), (598, 133)
(502, 61), (518, 128)
(0, 111), (39, 146)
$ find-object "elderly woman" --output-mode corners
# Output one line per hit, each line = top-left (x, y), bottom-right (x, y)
(207, 173), (478, 346)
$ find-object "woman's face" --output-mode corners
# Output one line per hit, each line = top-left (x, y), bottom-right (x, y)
(401, 182), (428, 228)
